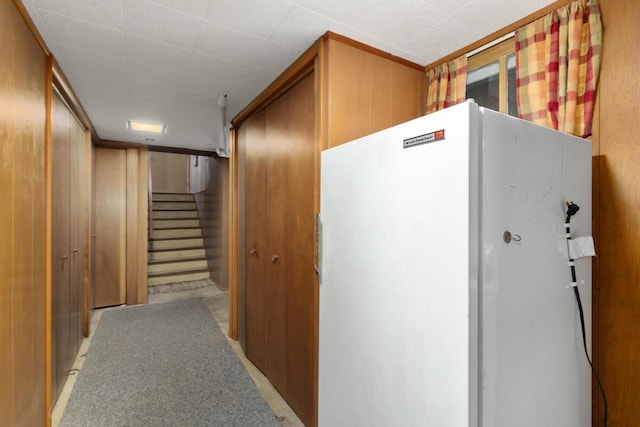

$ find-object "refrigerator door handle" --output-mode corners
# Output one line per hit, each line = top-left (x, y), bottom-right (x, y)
(314, 213), (322, 277)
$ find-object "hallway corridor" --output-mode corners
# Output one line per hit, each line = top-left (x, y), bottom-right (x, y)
(51, 285), (304, 427)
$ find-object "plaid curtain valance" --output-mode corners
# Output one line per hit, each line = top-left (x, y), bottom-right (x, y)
(425, 56), (467, 114)
(515, 0), (602, 137)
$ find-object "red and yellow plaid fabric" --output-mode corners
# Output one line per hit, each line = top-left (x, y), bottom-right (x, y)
(516, 0), (602, 137)
(425, 56), (467, 114)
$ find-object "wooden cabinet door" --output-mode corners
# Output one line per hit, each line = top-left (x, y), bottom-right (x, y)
(242, 110), (268, 373)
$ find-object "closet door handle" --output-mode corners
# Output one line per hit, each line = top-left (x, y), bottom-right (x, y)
(250, 248), (257, 256)
(271, 254), (279, 264)
(61, 255), (69, 260)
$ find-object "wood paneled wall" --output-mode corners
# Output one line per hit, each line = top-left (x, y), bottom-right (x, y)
(126, 147), (148, 305)
(149, 151), (189, 194)
(93, 146), (148, 308)
(591, 0), (640, 424)
(0, 2), (47, 425)
(325, 37), (425, 149)
(93, 147), (127, 308)
(195, 156), (230, 290)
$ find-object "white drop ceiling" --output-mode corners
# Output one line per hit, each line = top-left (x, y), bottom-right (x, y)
(22, 0), (556, 153)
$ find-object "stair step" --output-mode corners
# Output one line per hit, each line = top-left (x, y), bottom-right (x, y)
(148, 254), (207, 264)
(148, 192), (210, 288)
(149, 238), (204, 251)
(148, 269), (210, 286)
(153, 219), (201, 229)
(153, 228), (202, 239)
(148, 248), (206, 261)
(152, 193), (195, 202)
(152, 210), (199, 220)
(148, 258), (209, 274)
(153, 201), (197, 211)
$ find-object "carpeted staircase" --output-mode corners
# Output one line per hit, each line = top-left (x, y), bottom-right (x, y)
(148, 193), (210, 289)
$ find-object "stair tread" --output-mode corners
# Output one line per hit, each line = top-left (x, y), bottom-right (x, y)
(148, 266), (210, 278)
(148, 246), (205, 253)
(148, 271), (210, 286)
(153, 209), (197, 219)
(153, 227), (201, 231)
(148, 255), (208, 265)
(152, 227), (202, 231)
(149, 236), (203, 241)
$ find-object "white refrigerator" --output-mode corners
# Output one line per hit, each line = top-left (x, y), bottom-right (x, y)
(318, 101), (592, 427)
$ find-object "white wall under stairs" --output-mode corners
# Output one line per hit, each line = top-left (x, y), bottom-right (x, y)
(148, 193), (210, 287)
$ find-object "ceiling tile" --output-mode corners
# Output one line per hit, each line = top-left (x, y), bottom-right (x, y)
(401, 16), (482, 65)
(251, 41), (302, 74)
(20, 3), (61, 54)
(358, 0), (448, 47)
(295, 0), (379, 25)
(34, 0), (125, 31)
(39, 11), (126, 60)
(187, 52), (268, 88)
(56, 45), (128, 83)
(125, 34), (192, 73)
(127, 60), (183, 85)
(452, 0), (557, 38)
(193, 21), (267, 64)
(123, 0), (203, 50)
(267, 6), (346, 51)
(206, 0), (295, 39)
(146, 0), (212, 18)
(269, 6), (424, 65)
(423, 0), (475, 15)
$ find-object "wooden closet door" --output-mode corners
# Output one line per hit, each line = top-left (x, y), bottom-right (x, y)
(265, 96), (290, 395)
(266, 73), (317, 425)
(242, 110), (269, 372)
(51, 94), (71, 400)
(240, 72), (317, 426)
(51, 93), (86, 402)
(284, 73), (316, 426)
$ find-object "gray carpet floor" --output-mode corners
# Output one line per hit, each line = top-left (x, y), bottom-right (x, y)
(60, 298), (280, 427)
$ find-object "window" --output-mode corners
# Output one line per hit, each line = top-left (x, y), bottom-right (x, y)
(466, 38), (517, 117)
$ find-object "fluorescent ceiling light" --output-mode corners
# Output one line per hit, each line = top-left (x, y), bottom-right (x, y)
(126, 120), (166, 134)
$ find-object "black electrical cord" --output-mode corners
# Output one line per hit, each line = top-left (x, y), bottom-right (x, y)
(565, 201), (608, 427)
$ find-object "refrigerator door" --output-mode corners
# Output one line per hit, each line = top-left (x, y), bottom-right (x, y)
(479, 108), (592, 427)
(319, 102), (481, 427)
